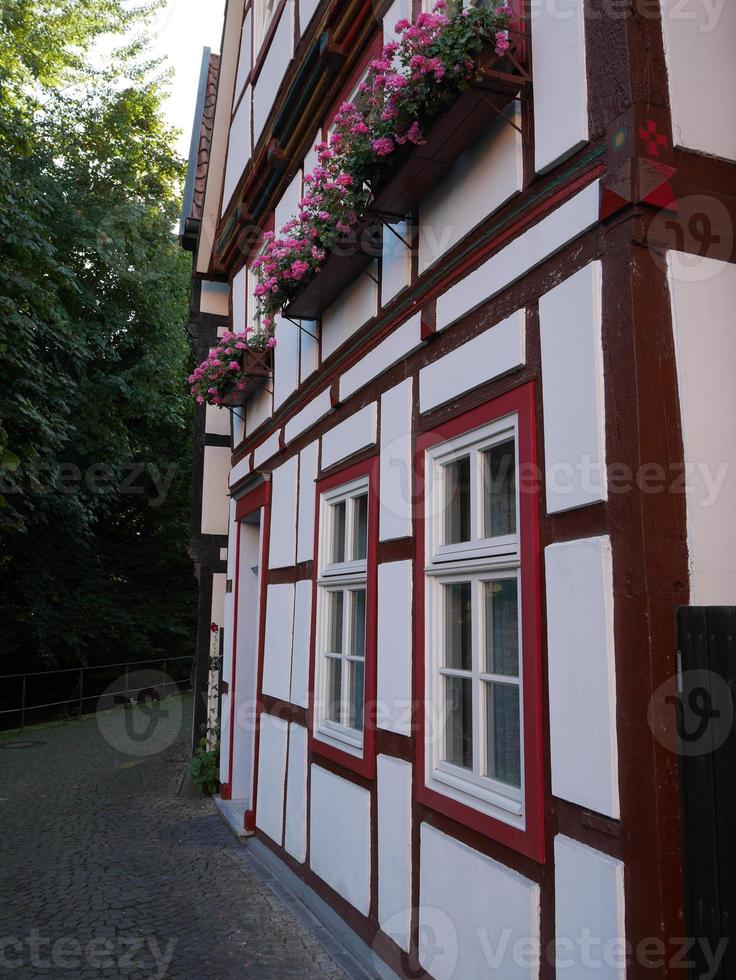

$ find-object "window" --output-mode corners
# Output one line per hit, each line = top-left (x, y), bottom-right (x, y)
(253, 0), (278, 54)
(419, 387), (543, 859)
(314, 476), (371, 757)
(425, 414), (524, 824)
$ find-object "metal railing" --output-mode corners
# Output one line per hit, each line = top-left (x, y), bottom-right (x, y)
(0, 656), (194, 731)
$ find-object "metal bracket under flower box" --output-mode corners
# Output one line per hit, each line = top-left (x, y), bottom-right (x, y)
(283, 39), (530, 322)
(221, 349), (273, 407)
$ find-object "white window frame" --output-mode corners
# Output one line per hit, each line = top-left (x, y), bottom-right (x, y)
(314, 476), (370, 757)
(424, 413), (525, 828)
(253, 0), (279, 55)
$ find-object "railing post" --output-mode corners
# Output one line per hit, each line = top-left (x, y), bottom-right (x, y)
(78, 668), (84, 718)
(163, 659), (167, 696)
(21, 674), (26, 731)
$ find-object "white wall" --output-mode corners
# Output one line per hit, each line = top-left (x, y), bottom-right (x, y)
(255, 713), (289, 844)
(269, 455), (298, 567)
(380, 379), (413, 541)
(660, 0), (736, 161)
(377, 561), (413, 736)
(436, 181), (600, 331)
(340, 314), (422, 401)
(299, 0), (320, 35)
(321, 404), (377, 469)
(246, 386), (273, 436)
(284, 722), (308, 862)
(310, 766), (371, 914)
(262, 582), (295, 702)
(545, 536), (620, 818)
(290, 579), (312, 708)
(200, 281), (230, 316)
(321, 268), (378, 360)
(554, 836), (625, 978)
(233, 10), (252, 105)
(274, 314), (300, 409)
(532, 0), (588, 172)
(419, 105), (523, 273)
(419, 309), (525, 412)
(382, 220), (412, 305)
(201, 446), (231, 535)
(297, 442), (318, 561)
(668, 254), (736, 604)
(253, 3), (295, 146)
(223, 90), (252, 212)
(274, 170), (303, 233)
(232, 265), (247, 333)
(539, 262), (607, 513)
(284, 387), (332, 443)
(419, 824), (540, 979)
(377, 756), (412, 952)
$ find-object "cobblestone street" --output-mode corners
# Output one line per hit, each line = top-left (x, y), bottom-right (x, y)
(0, 696), (347, 979)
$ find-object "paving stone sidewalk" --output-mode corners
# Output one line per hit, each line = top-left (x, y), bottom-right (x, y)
(0, 696), (346, 979)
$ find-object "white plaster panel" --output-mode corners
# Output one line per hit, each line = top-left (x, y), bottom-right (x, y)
(269, 455), (298, 568)
(262, 582), (295, 701)
(284, 388), (332, 443)
(539, 262), (607, 513)
(200, 280), (230, 316)
(201, 446), (231, 536)
(255, 713), (289, 844)
(436, 181), (599, 331)
(310, 766), (371, 914)
(321, 267), (378, 360)
(554, 836), (625, 978)
(211, 572), (227, 630)
(275, 170), (303, 234)
(300, 0), (321, 34)
(284, 723), (308, 862)
(205, 403), (230, 436)
(253, 430), (280, 468)
(419, 309), (525, 413)
(303, 131), (320, 178)
(668, 254), (736, 603)
(340, 314), (422, 401)
(377, 756), (412, 952)
(660, 0), (736, 161)
(532, 0), (588, 172)
(231, 408), (245, 447)
(297, 441), (319, 562)
(223, 91), (252, 211)
(419, 105), (523, 273)
(229, 453), (251, 489)
(321, 404), (377, 470)
(234, 11), (252, 104)
(290, 579), (312, 709)
(545, 536), (620, 818)
(379, 379), (413, 541)
(274, 314), (300, 409)
(377, 561), (413, 736)
(381, 219), (412, 305)
(299, 320), (320, 382)
(246, 386), (273, 437)
(232, 265), (247, 333)
(253, 3), (294, 146)
(419, 824), (540, 979)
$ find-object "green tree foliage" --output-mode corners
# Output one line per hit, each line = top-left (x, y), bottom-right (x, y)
(0, 0), (198, 673)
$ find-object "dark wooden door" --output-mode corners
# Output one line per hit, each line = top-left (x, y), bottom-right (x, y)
(677, 606), (736, 979)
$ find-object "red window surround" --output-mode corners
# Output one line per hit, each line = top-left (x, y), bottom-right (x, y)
(308, 454), (379, 779)
(413, 382), (546, 862)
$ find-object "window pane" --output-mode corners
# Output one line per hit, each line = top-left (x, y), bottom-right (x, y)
(445, 676), (473, 769)
(443, 456), (470, 545)
(444, 582), (472, 671)
(484, 579), (519, 677)
(350, 589), (366, 658)
(348, 660), (364, 731)
(482, 440), (516, 538)
(327, 591), (344, 653)
(331, 501), (346, 564)
(352, 493), (368, 560)
(326, 656), (342, 723)
(485, 681), (521, 787)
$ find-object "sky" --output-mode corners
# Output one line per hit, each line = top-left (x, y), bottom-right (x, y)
(145, 0), (228, 157)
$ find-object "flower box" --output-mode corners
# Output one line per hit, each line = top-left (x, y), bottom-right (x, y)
(220, 348), (273, 406)
(283, 39), (529, 321)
